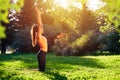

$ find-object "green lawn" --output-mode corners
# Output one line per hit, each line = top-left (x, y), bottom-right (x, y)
(0, 53), (120, 80)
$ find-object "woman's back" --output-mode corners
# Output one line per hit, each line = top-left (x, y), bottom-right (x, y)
(37, 34), (48, 52)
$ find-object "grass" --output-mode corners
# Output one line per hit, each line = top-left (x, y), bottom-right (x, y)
(0, 53), (120, 80)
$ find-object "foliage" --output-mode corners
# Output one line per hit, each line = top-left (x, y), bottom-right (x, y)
(11, 0), (81, 53)
(53, 29), (120, 56)
(44, 25), (62, 51)
(9, 0), (38, 52)
(53, 3), (99, 56)
(3, 0), (120, 55)
(0, 53), (120, 80)
(0, 0), (24, 38)
(70, 31), (94, 55)
(78, 4), (97, 34)
(53, 33), (69, 56)
(53, 31), (96, 56)
(11, 27), (39, 53)
(68, 31), (104, 56)
(101, 0), (120, 32)
(100, 30), (120, 54)
(17, 0), (36, 27)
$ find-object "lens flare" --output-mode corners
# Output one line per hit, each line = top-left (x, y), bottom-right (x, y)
(54, 0), (69, 9)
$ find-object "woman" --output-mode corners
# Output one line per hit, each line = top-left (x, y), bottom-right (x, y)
(31, 6), (48, 72)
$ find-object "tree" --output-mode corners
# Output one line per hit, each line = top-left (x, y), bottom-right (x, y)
(52, 1), (101, 56)
(78, 3), (97, 34)
(0, 0), (23, 54)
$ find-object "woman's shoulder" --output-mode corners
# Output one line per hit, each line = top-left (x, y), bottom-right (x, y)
(37, 35), (47, 41)
(42, 36), (47, 41)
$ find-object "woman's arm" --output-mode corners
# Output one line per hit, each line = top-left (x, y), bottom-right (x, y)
(35, 7), (43, 34)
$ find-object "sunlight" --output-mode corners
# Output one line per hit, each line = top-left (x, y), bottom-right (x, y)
(53, 0), (82, 9)
(87, 0), (106, 11)
(54, 0), (69, 9)
(13, 0), (18, 3)
(72, 2), (82, 9)
(53, 0), (105, 11)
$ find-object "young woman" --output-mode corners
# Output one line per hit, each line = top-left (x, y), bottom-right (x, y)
(31, 7), (48, 72)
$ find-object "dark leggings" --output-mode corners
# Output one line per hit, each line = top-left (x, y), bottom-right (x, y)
(37, 50), (46, 72)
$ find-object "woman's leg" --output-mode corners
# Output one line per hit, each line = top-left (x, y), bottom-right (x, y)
(37, 50), (46, 72)
(37, 51), (42, 71)
(40, 52), (46, 72)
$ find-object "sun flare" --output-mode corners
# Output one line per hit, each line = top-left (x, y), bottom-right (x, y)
(13, 0), (18, 3)
(87, 0), (106, 11)
(53, 0), (105, 11)
(54, 0), (69, 9)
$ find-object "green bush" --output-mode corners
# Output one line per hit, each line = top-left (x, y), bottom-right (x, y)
(100, 30), (120, 54)
(53, 31), (104, 56)
(53, 33), (69, 56)
(69, 31), (103, 56)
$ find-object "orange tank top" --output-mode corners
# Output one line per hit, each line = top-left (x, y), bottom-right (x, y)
(37, 34), (48, 52)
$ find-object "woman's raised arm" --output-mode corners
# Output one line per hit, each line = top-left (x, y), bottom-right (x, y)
(35, 7), (43, 28)
(35, 7), (43, 34)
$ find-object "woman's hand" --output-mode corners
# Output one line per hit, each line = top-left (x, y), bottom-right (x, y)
(35, 7), (41, 15)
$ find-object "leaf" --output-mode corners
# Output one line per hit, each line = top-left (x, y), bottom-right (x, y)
(1, 11), (9, 23)
(0, 26), (6, 38)
(10, 0), (24, 12)
(114, 20), (119, 28)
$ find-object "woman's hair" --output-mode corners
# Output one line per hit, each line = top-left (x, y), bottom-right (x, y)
(31, 24), (38, 47)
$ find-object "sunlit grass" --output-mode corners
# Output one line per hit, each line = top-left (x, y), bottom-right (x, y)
(0, 53), (120, 80)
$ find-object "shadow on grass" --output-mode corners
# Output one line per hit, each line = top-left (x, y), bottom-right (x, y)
(0, 53), (105, 80)
(0, 69), (21, 80)
(47, 56), (105, 69)
(0, 53), (38, 69)
(45, 71), (67, 80)
(0, 53), (105, 70)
